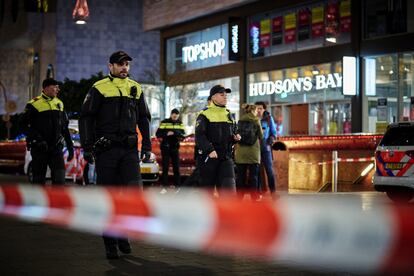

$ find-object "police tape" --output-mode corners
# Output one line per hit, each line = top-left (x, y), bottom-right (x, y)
(0, 184), (413, 274)
(290, 156), (375, 165)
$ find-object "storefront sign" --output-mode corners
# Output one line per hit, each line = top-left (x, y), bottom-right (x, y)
(229, 17), (241, 61)
(260, 19), (271, 47)
(249, 22), (263, 57)
(272, 16), (283, 45)
(249, 73), (342, 96)
(298, 8), (311, 41)
(342, 56), (357, 96)
(340, 0), (351, 33)
(182, 38), (226, 63)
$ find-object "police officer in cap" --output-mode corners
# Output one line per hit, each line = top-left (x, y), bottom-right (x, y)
(156, 108), (185, 192)
(79, 50), (152, 259)
(21, 78), (74, 185)
(195, 85), (241, 193)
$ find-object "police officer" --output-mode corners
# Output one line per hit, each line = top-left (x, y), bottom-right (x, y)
(156, 108), (185, 192)
(79, 50), (152, 259)
(21, 78), (74, 185)
(195, 85), (240, 193)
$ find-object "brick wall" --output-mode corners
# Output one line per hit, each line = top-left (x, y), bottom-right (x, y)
(56, 0), (160, 83)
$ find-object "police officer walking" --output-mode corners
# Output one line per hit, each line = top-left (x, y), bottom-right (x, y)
(156, 108), (185, 192)
(79, 50), (152, 259)
(195, 85), (240, 193)
(21, 78), (74, 185)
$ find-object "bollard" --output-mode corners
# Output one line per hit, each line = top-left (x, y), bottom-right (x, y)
(332, 151), (338, 192)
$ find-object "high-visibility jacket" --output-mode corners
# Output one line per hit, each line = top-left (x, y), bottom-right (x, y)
(156, 118), (185, 149)
(21, 93), (73, 150)
(79, 75), (151, 152)
(195, 103), (236, 160)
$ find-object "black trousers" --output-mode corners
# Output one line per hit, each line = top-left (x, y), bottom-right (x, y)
(95, 146), (141, 248)
(31, 148), (65, 185)
(198, 157), (236, 193)
(161, 147), (181, 187)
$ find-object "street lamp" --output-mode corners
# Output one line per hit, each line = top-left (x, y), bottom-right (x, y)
(72, 0), (89, 25)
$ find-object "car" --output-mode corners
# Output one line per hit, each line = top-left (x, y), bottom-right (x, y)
(373, 122), (414, 202)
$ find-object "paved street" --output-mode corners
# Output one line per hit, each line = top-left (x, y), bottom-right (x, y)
(0, 171), (389, 275)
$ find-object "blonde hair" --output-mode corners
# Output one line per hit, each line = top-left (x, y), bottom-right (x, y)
(242, 103), (257, 114)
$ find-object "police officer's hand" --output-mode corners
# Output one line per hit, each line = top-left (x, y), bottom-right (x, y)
(208, 150), (218, 159)
(140, 151), (152, 162)
(67, 148), (74, 162)
(233, 134), (241, 141)
(83, 151), (95, 164)
(36, 141), (48, 152)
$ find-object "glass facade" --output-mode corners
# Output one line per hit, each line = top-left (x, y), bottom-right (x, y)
(165, 77), (240, 134)
(364, 0), (414, 39)
(363, 52), (414, 133)
(166, 24), (231, 74)
(247, 61), (351, 135)
(248, 0), (351, 58)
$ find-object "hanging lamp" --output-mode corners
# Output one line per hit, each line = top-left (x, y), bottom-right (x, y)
(72, 0), (89, 24)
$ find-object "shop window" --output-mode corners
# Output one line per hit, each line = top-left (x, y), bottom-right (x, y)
(364, 0), (414, 39)
(363, 52), (414, 132)
(165, 77), (240, 134)
(248, 0), (351, 59)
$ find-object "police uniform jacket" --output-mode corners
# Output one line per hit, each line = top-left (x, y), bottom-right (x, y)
(79, 75), (151, 152)
(156, 118), (185, 150)
(195, 103), (236, 160)
(21, 93), (73, 150)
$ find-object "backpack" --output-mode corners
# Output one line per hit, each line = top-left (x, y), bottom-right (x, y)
(237, 120), (258, 146)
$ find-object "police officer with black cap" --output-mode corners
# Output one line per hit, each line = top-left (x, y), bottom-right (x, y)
(79, 50), (152, 259)
(195, 84), (241, 193)
(156, 108), (185, 191)
(21, 78), (74, 185)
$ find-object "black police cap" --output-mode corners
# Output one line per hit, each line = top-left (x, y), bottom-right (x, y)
(209, 85), (231, 97)
(109, 50), (132, 64)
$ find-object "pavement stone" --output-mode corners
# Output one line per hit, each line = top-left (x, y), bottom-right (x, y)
(0, 216), (337, 276)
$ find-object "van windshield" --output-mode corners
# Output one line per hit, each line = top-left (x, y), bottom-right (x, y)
(380, 125), (414, 146)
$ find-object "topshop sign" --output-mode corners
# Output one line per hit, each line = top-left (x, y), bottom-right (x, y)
(182, 38), (226, 63)
(249, 73), (343, 96)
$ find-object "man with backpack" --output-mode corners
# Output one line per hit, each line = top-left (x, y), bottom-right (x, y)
(255, 101), (277, 197)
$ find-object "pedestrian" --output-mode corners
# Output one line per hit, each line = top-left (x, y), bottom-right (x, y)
(234, 103), (263, 200)
(255, 101), (277, 196)
(156, 108), (185, 193)
(79, 50), (152, 259)
(21, 78), (74, 185)
(195, 85), (240, 194)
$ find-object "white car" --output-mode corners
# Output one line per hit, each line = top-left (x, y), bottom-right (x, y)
(373, 122), (414, 202)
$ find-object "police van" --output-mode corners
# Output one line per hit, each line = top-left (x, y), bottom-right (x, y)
(373, 122), (414, 202)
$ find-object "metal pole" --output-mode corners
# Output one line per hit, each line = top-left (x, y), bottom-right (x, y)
(332, 151), (338, 192)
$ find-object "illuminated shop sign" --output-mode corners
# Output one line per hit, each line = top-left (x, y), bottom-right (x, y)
(229, 17), (242, 61)
(249, 73), (342, 96)
(182, 38), (226, 63)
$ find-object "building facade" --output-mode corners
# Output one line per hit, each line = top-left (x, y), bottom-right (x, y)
(145, 0), (414, 135)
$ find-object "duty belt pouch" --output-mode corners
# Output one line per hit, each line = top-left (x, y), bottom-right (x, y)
(93, 137), (112, 154)
(125, 135), (138, 149)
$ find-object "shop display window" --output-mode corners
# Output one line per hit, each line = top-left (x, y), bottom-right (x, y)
(165, 77), (240, 134)
(248, 0), (351, 58)
(363, 53), (414, 133)
(364, 0), (414, 39)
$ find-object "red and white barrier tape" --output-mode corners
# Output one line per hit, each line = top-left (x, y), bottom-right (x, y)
(0, 184), (413, 274)
(290, 156), (375, 165)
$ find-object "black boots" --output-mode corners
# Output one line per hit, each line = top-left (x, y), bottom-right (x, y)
(104, 237), (132, 259)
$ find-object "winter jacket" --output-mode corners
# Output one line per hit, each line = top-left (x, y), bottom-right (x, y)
(234, 113), (263, 164)
(195, 103), (237, 160)
(156, 118), (185, 150)
(79, 75), (151, 152)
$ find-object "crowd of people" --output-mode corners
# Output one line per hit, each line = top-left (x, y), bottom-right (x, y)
(21, 50), (279, 260)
